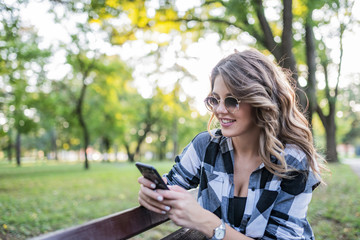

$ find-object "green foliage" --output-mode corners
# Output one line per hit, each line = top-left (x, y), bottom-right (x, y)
(0, 1), (51, 162)
(338, 79), (360, 145)
(85, 55), (133, 148)
(147, 85), (209, 160)
(1, 0), (358, 166)
(1, 0), (209, 163)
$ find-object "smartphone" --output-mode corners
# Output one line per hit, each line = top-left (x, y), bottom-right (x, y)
(135, 162), (169, 190)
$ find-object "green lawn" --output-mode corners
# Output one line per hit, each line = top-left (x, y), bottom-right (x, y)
(0, 161), (174, 240)
(0, 161), (359, 240)
(308, 163), (360, 240)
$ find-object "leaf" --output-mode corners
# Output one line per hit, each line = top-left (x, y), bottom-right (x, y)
(293, 0), (309, 17)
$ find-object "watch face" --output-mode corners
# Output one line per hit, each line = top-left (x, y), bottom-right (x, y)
(215, 229), (225, 239)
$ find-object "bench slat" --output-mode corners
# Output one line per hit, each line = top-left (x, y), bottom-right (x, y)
(30, 189), (198, 240)
(31, 207), (169, 240)
(162, 228), (206, 240)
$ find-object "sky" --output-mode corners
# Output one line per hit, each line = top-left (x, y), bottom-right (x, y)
(17, 0), (360, 114)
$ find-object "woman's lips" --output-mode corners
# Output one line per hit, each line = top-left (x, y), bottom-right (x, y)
(220, 118), (236, 127)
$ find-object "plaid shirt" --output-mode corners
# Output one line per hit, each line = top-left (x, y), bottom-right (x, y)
(165, 130), (320, 240)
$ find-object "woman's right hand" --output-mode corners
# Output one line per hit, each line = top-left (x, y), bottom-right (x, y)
(137, 176), (170, 215)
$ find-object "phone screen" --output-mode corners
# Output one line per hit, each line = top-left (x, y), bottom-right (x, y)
(136, 162), (169, 190)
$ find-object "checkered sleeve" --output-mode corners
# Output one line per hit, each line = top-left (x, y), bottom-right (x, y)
(164, 132), (210, 190)
(262, 146), (320, 240)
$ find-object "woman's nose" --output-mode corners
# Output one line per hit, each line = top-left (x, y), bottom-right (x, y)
(215, 101), (228, 113)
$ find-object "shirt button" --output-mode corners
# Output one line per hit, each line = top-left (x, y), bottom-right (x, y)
(251, 187), (255, 191)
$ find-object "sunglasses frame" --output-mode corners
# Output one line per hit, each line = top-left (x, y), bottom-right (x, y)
(204, 96), (242, 113)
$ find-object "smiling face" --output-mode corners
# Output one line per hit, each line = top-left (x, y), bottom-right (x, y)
(212, 75), (260, 139)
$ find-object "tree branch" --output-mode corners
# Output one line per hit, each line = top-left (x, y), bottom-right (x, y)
(252, 0), (281, 60)
(334, 23), (345, 100)
(304, 14), (317, 119)
(280, 0), (297, 80)
(174, 16), (264, 46)
(316, 103), (327, 128)
(322, 60), (331, 101)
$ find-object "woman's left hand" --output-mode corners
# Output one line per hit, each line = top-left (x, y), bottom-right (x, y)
(157, 185), (207, 230)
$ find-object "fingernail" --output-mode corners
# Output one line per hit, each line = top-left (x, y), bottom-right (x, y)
(165, 206), (170, 211)
(161, 211), (166, 214)
(150, 184), (156, 189)
(157, 196), (163, 201)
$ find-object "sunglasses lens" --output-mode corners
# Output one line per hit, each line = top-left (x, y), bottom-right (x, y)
(225, 97), (239, 111)
(204, 96), (240, 112)
(205, 97), (218, 111)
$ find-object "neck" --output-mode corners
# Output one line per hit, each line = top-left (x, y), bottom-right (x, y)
(231, 131), (260, 160)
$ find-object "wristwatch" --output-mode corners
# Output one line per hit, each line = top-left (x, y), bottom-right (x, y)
(212, 219), (226, 239)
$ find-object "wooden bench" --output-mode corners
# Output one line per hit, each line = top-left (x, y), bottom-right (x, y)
(30, 189), (206, 240)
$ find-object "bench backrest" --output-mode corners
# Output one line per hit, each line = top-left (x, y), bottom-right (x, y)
(30, 189), (204, 240)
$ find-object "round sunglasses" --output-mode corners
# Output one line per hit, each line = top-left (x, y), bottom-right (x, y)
(204, 96), (242, 113)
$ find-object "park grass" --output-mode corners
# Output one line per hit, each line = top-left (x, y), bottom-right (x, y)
(0, 161), (359, 240)
(308, 163), (360, 240)
(0, 160), (175, 240)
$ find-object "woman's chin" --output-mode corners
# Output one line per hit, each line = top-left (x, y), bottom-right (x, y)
(220, 128), (234, 137)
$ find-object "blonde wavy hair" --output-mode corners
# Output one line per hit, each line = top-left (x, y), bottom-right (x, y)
(208, 49), (325, 179)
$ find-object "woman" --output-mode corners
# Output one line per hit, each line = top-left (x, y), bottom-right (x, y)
(138, 49), (325, 239)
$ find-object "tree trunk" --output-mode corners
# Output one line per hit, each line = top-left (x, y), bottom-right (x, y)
(316, 103), (339, 163)
(114, 144), (118, 161)
(7, 130), (12, 162)
(102, 136), (110, 162)
(280, 0), (308, 112)
(125, 101), (156, 162)
(159, 140), (166, 161)
(125, 144), (135, 162)
(305, 17), (317, 125)
(15, 130), (21, 166)
(323, 21), (344, 163)
(281, 0), (297, 79)
(253, 0), (281, 60)
(134, 123), (152, 159)
(254, 0), (307, 112)
(124, 134), (146, 162)
(51, 128), (58, 160)
(76, 81), (90, 169)
(325, 114), (338, 162)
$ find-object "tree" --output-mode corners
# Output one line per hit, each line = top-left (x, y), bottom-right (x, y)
(338, 76), (360, 147)
(143, 0), (358, 162)
(0, 2), (50, 165)
(85, 55), (133, 162)
(155, 0), (306, 107)
(49, 0), (208, 162)
(48, 0), (359, 164)
(121, 95), (160, 162)
(312, 0), (356, 162)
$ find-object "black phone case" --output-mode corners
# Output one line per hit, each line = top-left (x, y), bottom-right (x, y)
(135, 162), (169, 190)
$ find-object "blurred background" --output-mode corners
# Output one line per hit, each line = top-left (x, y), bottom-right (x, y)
(1, 0), (360, 166)
(1, 0), (360, 239)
